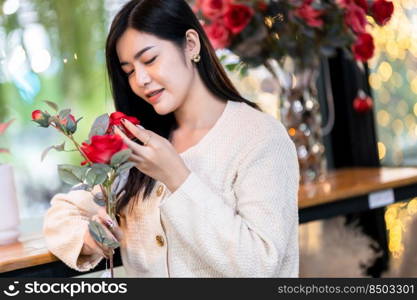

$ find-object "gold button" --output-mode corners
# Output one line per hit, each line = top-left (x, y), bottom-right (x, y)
(156, 185), (164, 197)
(156, 235), (165, 247)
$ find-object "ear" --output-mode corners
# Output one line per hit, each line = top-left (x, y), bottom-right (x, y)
(185, 29), (201, 61)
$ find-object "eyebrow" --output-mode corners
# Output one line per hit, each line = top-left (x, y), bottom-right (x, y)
(120, 46), (155, 66)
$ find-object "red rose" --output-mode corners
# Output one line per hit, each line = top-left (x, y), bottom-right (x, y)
(223, 3), (254, 35)
(200, 0), (231, 20)
(344, 2), (367, 33)
(257, 1), (268, 12)
(107, 111), (140, 139)
(59, 114), (77, 134)
(371, 0), (394, 26)
(204, 21), (231, 49)
(109, 112), (139, 127)
(32, 110), (43, 120)
(354, 0), (368, 11)
(353, 91), (373, 113)
(31, 110), (50, 127)
(59, 114), (76, 126)
(294, 1), (324, 28)
(338, 0), (367, 11)
(352, 32), (375, 61)
(80, 134), (128, 165)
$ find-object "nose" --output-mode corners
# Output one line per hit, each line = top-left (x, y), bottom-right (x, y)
(134, 67), (151, 87)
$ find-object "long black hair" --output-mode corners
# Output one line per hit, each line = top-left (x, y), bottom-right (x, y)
(105, 0), (258, 215)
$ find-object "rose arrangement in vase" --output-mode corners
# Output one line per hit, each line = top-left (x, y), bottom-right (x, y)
(193, 0), (393, 183)
(32, 101), (139, 277)
(194, 0), (394, 69)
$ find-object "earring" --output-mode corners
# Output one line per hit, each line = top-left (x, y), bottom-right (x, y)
(192, 53), (201, 63)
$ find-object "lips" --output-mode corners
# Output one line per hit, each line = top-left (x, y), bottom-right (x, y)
(146, 88), (164, 98)
(147, 88), (164, 103)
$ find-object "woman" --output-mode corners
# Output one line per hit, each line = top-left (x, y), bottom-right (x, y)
(43, 0), (300, 277)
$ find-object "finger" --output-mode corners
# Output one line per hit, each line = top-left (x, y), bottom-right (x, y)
(121, 119), (153, 144)
(114, 126), (146, 152)
(129, 154), (144, 164)
(98, 213), (124, 242)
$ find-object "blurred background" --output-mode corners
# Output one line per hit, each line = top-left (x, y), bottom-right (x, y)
(1, 0), (417, 277)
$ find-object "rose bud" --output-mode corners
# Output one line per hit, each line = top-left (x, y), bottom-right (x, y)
(59, 114), (77, 134)
(31, 110), (51, 128)
(107, 111), (140, 139)
(80, 134), (128, 165)
(353, 90), (373, 113)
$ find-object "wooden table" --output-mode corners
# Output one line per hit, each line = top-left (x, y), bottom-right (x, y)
(2, 167), (417, 277)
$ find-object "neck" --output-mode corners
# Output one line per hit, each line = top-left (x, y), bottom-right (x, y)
(174, 74), (227, 131)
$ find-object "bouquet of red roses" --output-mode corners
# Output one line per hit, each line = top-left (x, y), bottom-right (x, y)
(32, 101), (140, 277)
(193, 0), (394, 70)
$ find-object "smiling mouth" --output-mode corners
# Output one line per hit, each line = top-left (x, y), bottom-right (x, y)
(146, 88), (164, 98)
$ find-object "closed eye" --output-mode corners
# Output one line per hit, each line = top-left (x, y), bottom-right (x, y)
(125, 56), (157, 77)
(145, 56), (157, 65)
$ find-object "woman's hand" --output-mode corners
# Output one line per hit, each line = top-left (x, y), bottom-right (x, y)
(114, 119), (190, 192)
(81, 207), (124, 258)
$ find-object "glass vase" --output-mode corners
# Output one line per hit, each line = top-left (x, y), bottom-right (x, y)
(276, 58), (327, 184)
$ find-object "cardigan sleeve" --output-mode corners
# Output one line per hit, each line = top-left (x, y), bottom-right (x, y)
(42, 186), (105, 272)
(159, 131), (300, 277)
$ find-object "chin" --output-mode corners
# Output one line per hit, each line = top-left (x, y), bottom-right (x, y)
(152, 102), (174, 115)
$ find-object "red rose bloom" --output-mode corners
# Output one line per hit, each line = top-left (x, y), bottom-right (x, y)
(371, 0), (394, 26)
(338, 0), (367, 11)
(352, 32), (375, 61)
(294, 1), (324, 28)
(223, 3), (254, 35)
(107, 111), (140, 139)
(80, 134), (128, 165)
(354, 0), (368, 11)
(344, 2), (368, 33)
(109, 112), (139, 127)
(257, 1), (268, 12)
(32, 110), (43, 120)
(204, 20), (231, 49)
(200, 0), (231, 20)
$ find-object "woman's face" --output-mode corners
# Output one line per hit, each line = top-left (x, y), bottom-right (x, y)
(116, 28), (195, 115)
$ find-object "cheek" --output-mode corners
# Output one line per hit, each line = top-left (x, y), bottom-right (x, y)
(161, 61), (193, 95)
(128, 77), (141, 97)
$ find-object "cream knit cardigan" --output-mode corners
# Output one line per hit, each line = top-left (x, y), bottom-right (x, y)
(43, 100), (300, 277)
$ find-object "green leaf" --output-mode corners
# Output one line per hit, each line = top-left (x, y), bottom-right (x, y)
(88, 220), (119, 249)
(111, 149), (132, 166)
(88, 220), (107, 244)
(116, 161), (136, 175)
(88, 114), (109, 139)
(44, 100), (59, 112)
(54, 142), (66, 152)
(103, 238), (119, 249)
(85, 166), (108, 186)
(40, 142), (66, 162)
(57, 164), (84, 185)
(92, 163), (112, 173)
(70, 184), (90, 192)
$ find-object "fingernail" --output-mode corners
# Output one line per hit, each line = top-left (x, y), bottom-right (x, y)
(106, 219), (114, 227)
(136, 125), (144, 129)
(121, 118), (126, 123)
